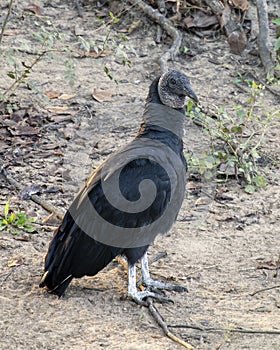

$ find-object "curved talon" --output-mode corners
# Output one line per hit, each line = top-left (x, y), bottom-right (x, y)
(128, 253), (187, 306)
(140, 253), (188, 294)
(142, 277), (188, 293)
(128, 290), (173, 305)
(136, 278), (143, 289)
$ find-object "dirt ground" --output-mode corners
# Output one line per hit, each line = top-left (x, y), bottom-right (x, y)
(0, 1), (280, 349)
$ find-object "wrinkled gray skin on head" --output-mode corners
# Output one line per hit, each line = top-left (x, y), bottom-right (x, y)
(158, 70), (198, 108)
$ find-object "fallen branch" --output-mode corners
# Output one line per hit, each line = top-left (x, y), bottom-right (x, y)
(255, 0), (275, 75)
(168, 324), (280, 335)
(0, 264), (19, 287)
(128, 0), (182, 72)
(1, 165), (64, 220)
(147, 298), (194, 349)
(75, 0), (83, 18)
(250, 284), (280, 296)
(0, 0), (14, 45)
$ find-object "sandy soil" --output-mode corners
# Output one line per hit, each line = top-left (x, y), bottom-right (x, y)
(0, 1), (280, 349)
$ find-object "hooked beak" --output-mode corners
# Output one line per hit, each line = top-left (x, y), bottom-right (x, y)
(184, 84), (198, 103)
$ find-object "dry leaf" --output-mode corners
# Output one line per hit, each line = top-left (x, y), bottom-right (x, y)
(58, 93), (76, 100)
(194, 197), (210, 206)
(183, 12), (218, 29)
(10, 126), (40, 136)
(220, 5), (231, 29)
(54, 150), (64, 156)
(45, 90), (61, 99)
(47, 106), (77, 115)
(47, 106), (69, 112)
(63, 125), (76, 139)
(257, 260), (279, 270)
(92, 89), (115, 102)
(74, 24), (85, 36)
(229, 0), (250, 11)
(76, 49), (107, 59)
(7, 259), (22, 267)
(128, 20), (141, 34)
(24, 4), (43, 15)
(3, 29), (21, 36)
(228, 30), (247, 55)
(47, 115), (74, 122)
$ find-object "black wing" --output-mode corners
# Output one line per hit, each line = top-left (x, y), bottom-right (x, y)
(40, 157), (172, 296)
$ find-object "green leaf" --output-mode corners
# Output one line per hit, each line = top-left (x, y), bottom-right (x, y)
(233, 78), (241, 84)
(274, 38), (280, 51)
(186, 100), (194, 113)
(7, 212), (15, 224)
(104, 66), (113, 81)
(7, 72), (15, 79)
(15, 212), (27, 226)
(2, 219), (8, 225)
(180, 46), (189, 54)
(4, 202), (9, 218)
(236, 109), (246, 120)
(109, 11), (120, 23)
(204, 169), (215, 180)
(231, 126), (242, 133)
(24, 225), (36, 233)
(251, 149), (260, 159)
(252, 175), (267, 188)
(272, 19), (280, 26)
(215, 151), (228, 160)
(244, 184), (255, 194)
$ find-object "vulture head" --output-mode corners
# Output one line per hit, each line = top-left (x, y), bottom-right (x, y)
(158, 70), (198, 109)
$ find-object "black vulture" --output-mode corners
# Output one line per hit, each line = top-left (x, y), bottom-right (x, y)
(39, 70), (198, 304)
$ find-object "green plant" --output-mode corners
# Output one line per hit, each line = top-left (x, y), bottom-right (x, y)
(0, 49), (49, 111)
(186, 81), (279, 193)
(0, 202), (37, 234)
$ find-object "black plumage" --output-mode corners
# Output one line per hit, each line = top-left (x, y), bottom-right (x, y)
(39, 70), (198, 303)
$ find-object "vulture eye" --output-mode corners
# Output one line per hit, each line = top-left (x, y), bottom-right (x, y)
(169, 78), (176, 86)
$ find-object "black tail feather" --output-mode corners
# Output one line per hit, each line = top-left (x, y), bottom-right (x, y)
(39, 212), (124, 295)
(50, 275), (73, 297)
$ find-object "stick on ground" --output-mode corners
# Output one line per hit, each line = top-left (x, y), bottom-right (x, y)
(1, 165), (64, 220)
(168, 324), (280, 335)
(128, 0), (182, 72)
(255, 0), (275, 74)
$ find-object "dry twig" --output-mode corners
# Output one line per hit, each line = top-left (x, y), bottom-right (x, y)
(0, 0), (14, 45)
(0, 265), (19, 287)
(168, 323), (280, 335)
(128, 0), (182, 72)
(250, 284), (280, 296)
(255, 0), (275, 74)
(75, 0), (83, 18)
(147, 298), (194, 349)
(0, 165), (64, 220)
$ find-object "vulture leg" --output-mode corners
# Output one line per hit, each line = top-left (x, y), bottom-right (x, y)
(140, 252), (188, 293)
(127, 261), (172, 305)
